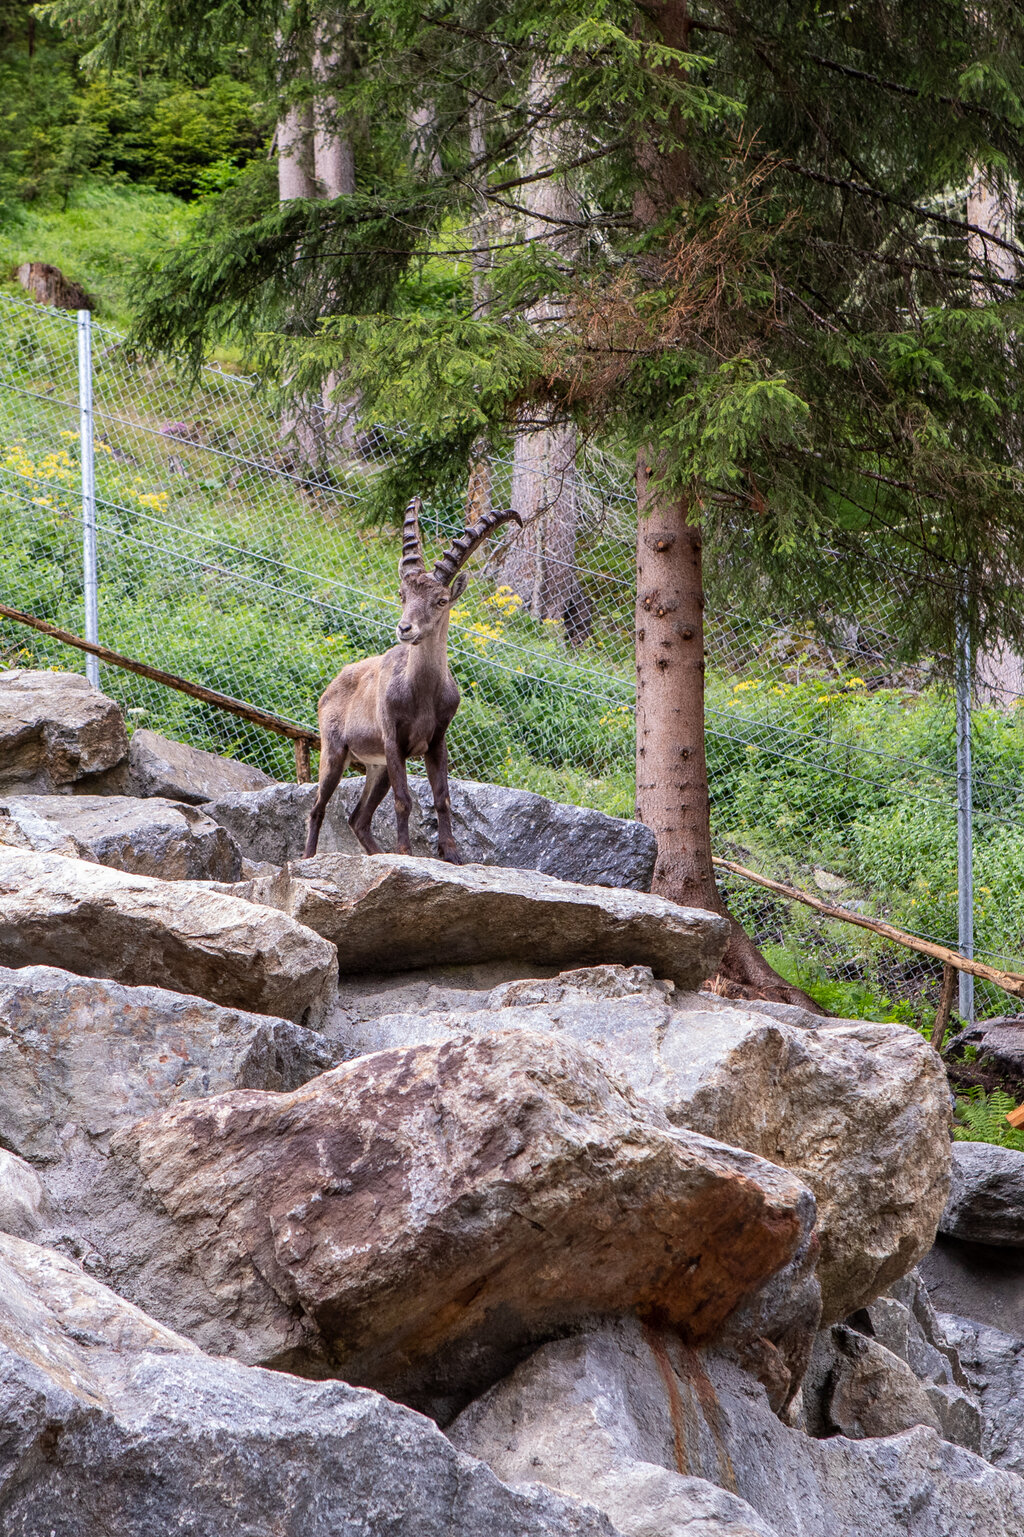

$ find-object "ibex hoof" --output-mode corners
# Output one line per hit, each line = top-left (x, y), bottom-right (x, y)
(439, 845), (462, 865)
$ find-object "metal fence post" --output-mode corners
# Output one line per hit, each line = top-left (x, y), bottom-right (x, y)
(76, 310), (99, 687)
(955, 570), (974, 1023)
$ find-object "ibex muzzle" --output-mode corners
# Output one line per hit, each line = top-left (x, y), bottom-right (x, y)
(304, 496), (522, 862)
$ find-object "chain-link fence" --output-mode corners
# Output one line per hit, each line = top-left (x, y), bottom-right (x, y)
(3, 289), (1024, 1028)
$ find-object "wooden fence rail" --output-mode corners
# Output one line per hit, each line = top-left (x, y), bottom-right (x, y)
(0, 603), (318, 780)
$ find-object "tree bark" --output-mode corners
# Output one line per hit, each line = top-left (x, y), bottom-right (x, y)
(277, 101), (315, 201)
(634, 461), (822, 1008)
(502, 63), (588, 638)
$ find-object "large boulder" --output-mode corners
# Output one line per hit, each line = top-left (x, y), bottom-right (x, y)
(0, 669), (128, 793)
(128, 727), (275, 804)
(332, 963), (950, 1324)
(63, 1029), (816, 1422)
(0, 964), (335, 1169)
(0, 794), (242, 881)
(940, 1142), (1024, 1247)
(203, 776), (658, 890)
(449, 1317), (1024, 1537)
(0, 849), (337, 1025)
(0, 1232), (618, 1537)
(228, 855), (729, 989)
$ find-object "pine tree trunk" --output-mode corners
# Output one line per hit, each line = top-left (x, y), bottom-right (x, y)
(634, 472), (822, 1011)
(630, 5), (821, 1010)
(502, 63), (587, 637)
(277, 102), (315, 201)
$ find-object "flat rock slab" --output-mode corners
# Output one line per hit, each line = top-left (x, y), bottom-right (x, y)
(0, 669), (128, 793)
(0, 850), (336, 1026)
(128, 727), (275, 804)
(230, 854), (729, 988)
(0, 964), (336, 1166)
(334, 963), (951, 1325)
(88, 1029), (814, 1422)
(0, 794), (242, 881)
(0, 1233), (617, 1537)
(203, 778), (657, 890)
(450, 1318), (1024, 1537)
(940, 1142), (1024, 1247)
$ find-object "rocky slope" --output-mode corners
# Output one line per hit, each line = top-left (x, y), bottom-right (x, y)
(3, 669), (1024, 1537)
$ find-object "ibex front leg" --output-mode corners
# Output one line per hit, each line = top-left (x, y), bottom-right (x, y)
(424, 729), (460, 863)
(384, 736), (415, 856)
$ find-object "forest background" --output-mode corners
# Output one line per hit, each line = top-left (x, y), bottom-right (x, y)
(5, 1), (1024, 1125)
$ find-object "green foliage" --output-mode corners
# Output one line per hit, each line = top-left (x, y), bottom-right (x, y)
(0, 182), (196, 324)
(954, 1087), (1024, 1152)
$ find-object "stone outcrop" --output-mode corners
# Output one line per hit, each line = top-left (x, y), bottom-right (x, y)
(0, 1151), (47, 1241)
(0, 1232), (617, 1537)
(939, 1312), (1024, 1478)
(128, 727), (275, 804)
(0, 964), (335, 1168)
(331, 963), (950, 1323)
(449, 1318), (1024, 1537)
(228, 856), (729, 988)
(0, 849), (337, 1025)
(804, 1324), (943, 1439)
(940, 1141), (1024, 1247)
(0, 669), (128, 793)
(202, 777), (658, 889)
(0, 793), (242, 880)
(67, 1030), (816, 1422)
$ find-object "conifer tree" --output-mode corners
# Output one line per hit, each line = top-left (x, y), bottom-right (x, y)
(51, 0), (1024, 1002)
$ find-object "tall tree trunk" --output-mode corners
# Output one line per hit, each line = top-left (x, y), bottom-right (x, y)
(277, 101), (315, 201)
(969, 170), (1020, 706)
(466, 94), (493, 522)
(502, 65), (588, 640)
(313, 20), (360, 455)
(632, 3), (821, 1009)
(634, 462), (820, 1006)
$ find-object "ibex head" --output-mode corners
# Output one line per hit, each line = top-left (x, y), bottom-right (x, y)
(396, 496), (523, 647)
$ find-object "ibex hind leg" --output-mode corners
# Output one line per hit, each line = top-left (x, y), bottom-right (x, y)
(304, 742), (350, 858)
(348, 763), (391, 855)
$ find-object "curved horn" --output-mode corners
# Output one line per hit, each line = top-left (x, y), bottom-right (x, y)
(400, 496), (425, 579)
(433, 506), (524, 586)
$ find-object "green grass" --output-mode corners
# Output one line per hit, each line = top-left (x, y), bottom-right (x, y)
(1, 183), (198, 330)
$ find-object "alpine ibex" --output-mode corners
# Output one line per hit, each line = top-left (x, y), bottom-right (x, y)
(304, 496), (522, 861)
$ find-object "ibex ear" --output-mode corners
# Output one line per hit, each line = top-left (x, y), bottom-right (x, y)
(449, 572), (469, 601)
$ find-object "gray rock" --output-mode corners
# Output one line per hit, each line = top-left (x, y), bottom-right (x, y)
(0, 849), (337, 1026)
(203, 776), (658, 890)
(0, 668), (128, 793)
(945, 1017), (1024, 1092)
(940, 1142), (1024, 1247)
(809, 1325), (942, 1439)
(128, 727), (275, 804)
(0, 794), (242, 881)
(0, 963), (335, 1167)
(0, 1150), (47, 1240)
(0, 1232), (619, 1537)
(939, 1312), (1024, 1477)
(228, 855), (729, 990)
(919, 1234), (1024, 1339)
(450, 1318), (1024, 1537)
(331, 963), (950, 1324)
(67, 1029), (816, 1421)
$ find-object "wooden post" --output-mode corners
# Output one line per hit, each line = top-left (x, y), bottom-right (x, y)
(933, 963), (958, 1055)
(1006, 1103), (1024, 1131)
(294, 738), (312, 783)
